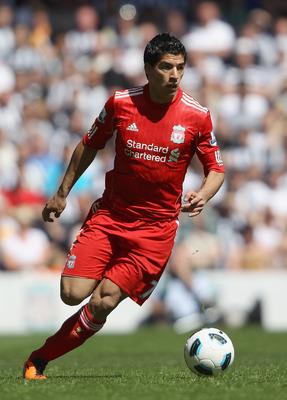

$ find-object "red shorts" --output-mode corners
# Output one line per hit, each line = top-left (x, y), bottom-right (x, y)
(62, 205), (178, 305)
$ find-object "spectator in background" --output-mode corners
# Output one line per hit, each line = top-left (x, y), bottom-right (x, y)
(266, 168), (287, 221)
(9, 22), (44, 75)
(182, 1), (236, 61)
(0, 128), (18, 190)
(0, 62), (22, 140)
(245, 8), (278, 67)
(45, 55), (84, 121)
(227, 223), (271, 270)
(64, 5), (101, 57)
(75, 64), (109, 129)
(171, 214), (222, 276)
(0, 194), (17, 270)
(217, 42), (270, 134)
(29, 6), (52, 50)
(0, 3), (15, 60)
(222, 128), (269, 173)
(115, 7), (156, 87)
(233, 165), (271, 220)
(22, 123), (62, 198)
(180, 2), (235, 112)
(165, 9), (188, 40)
(253, 207), (285, 269)
(274, 14), (287, 68)
(0, 205), (51, 271)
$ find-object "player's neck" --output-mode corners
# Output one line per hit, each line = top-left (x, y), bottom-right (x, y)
(147, 84), (179, 104)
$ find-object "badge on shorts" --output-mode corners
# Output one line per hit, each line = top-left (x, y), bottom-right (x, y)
(66, 255), (76, 269)
(171, 125), (185, 144)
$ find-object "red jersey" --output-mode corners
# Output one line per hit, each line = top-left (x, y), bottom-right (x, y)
(83, 84), (225, 221)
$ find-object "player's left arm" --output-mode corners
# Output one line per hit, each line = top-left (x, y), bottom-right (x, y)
(181, 111), (225, 217)
(181, 170), (225, 217)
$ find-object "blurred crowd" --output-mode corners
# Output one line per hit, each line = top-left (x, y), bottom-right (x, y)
(0, 0), (287, 320)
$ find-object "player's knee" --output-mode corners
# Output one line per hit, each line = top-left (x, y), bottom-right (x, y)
(88, 279), (127, 319)
(60, 276), (96, 306)
(60, 286), (85, 306)
(89, 294), (118, 318)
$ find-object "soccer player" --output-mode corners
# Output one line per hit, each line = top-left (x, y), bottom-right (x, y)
(23, 32), (225, 379)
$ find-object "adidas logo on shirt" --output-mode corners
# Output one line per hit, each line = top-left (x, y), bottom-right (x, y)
(126, 123), (139, 132)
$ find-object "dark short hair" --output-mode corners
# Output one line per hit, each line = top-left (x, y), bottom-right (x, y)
(144, 32), (187, 67)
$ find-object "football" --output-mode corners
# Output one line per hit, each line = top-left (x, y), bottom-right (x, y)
(184, 327), (235, 377)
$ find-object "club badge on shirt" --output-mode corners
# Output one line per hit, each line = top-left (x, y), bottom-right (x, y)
(171, 125), (185, 144)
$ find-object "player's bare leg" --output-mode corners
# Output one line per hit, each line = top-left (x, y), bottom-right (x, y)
(88, 278), (128, 321)
(23, 277), (127, 379)
(60, 275), (99, 306)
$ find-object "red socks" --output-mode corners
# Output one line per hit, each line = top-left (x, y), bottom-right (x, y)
(29, 304), (106, 363)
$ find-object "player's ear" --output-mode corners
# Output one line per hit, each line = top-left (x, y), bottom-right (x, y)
(144, 63), (151, 80)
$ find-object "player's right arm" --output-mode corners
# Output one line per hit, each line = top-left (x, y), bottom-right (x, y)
(42, 140), (98, 222)
(43, 94), (116, 223)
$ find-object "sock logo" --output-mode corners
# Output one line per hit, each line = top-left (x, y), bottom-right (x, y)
(72, 327), (83, 338)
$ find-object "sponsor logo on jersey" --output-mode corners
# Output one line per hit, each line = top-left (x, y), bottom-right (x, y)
(171, 125), (185, 144)
(124, 138), (183, 164)
(168, 148), (180, 163)
(126, 122), (139, 132)
(66, 254), (76, 269)
(126, 140), (168, 153)
(125, 139), (168, 162)
(209, 131), (217, 146)
(98, 107), (107, 123)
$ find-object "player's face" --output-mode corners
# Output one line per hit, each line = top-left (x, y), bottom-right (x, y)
(145, 53), (185, 103)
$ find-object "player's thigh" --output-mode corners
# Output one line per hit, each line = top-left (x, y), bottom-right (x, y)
(60, 275), (99, 306)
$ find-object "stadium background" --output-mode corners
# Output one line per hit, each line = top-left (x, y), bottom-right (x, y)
(0, 0), (287, 334)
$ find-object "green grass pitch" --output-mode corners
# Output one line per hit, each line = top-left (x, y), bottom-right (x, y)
(0, 325), (287, 400)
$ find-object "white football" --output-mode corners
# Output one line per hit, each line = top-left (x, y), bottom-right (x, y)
(184, 327), (235, 376)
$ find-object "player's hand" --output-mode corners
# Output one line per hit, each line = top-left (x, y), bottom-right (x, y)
(181, 189), (206, 217)
(42, 194), (67, 222)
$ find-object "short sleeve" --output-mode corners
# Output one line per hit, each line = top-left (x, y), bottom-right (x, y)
(196, 111), (225, 175)
(83, 95), (116, 150)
